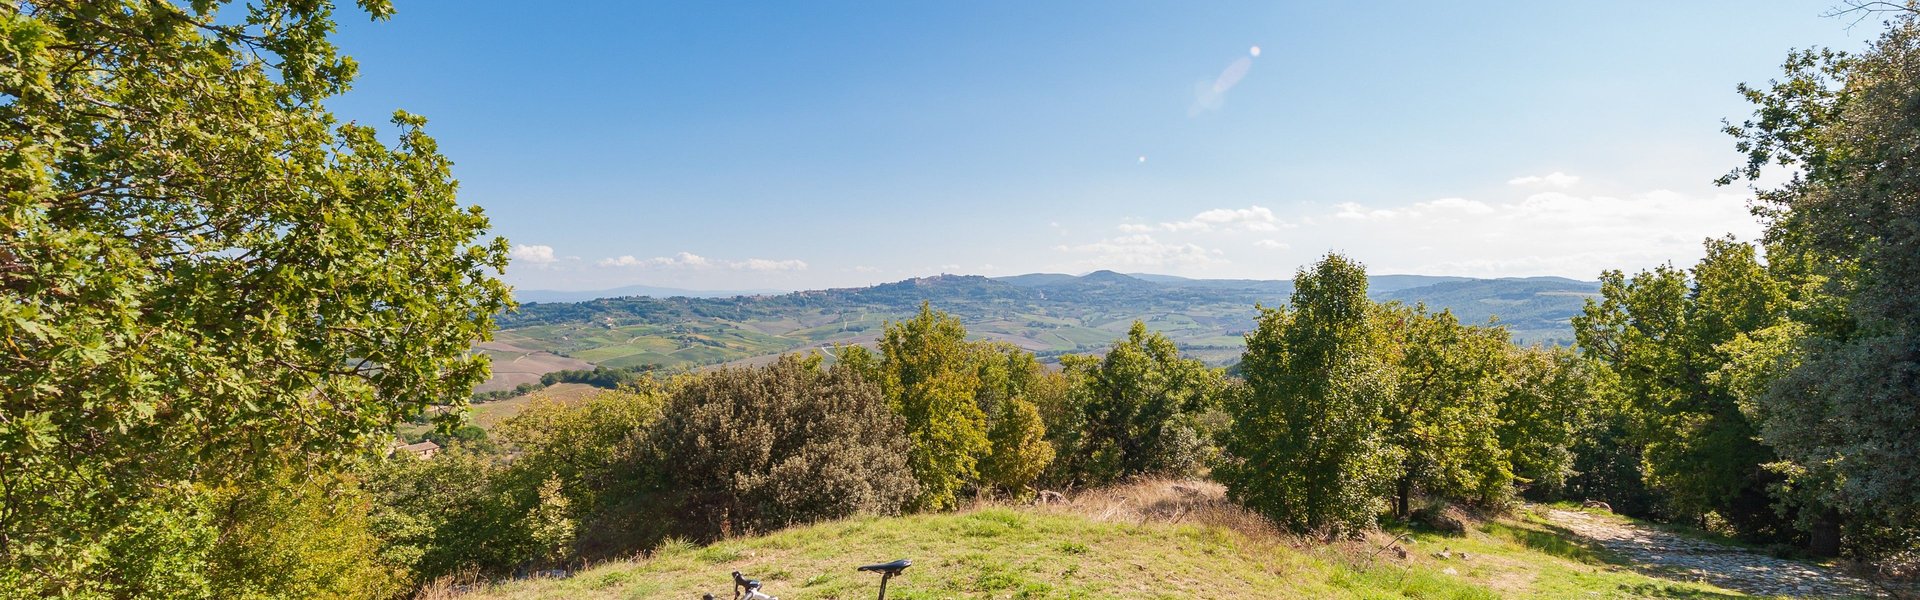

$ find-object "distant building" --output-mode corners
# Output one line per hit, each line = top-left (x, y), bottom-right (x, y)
(390, 440), (441, 459)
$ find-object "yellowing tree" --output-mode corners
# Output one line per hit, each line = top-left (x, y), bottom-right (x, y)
(875, 303), (992, 510)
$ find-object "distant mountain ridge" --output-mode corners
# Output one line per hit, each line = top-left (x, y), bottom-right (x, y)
(489, 271), (1599, 379)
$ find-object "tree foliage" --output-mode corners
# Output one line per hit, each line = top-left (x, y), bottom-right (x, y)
(1497, 347), (1602, 500)
(1719, 13), (1920, 553)
(1377, 304), (1514, 514)
(361, 449), (545, 586)
(0, 0), (508, 594)
(1221, 253), (1398, 535)
(494, 387), (664, 557)
(871, 303), (992, 510)
(980, 396), (1054, 497)
(1573, 239), (1789, 540)
(644, 355), (919, 540)
(1057, 321), (1224, 485)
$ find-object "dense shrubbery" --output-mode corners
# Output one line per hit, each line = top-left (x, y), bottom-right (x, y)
(644, 355), (919, 539)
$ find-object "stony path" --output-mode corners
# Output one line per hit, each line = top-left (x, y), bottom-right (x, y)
(1541, 508), (1884, 598)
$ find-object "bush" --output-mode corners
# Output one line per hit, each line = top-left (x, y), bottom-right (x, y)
(362, 449), (544, 585)
(1057, 322), (1225, 486)
(495, 387), (664, 558)
(644, 355), (919, 540)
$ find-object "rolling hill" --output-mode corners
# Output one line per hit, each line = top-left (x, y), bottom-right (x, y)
(481, 272), (1598, 388)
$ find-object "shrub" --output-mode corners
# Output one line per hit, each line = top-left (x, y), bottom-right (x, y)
(980, 397), (1055, 497)
(645, 355), (919, 540)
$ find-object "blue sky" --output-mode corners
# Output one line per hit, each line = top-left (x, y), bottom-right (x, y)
(327, 1), (1870, 292)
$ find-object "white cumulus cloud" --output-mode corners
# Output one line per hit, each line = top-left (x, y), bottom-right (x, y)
(509, 244), (558, 266)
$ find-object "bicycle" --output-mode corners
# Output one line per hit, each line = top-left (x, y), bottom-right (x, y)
(701, 559), (911, 600)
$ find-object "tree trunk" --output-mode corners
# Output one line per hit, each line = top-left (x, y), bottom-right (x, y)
(1396, 477), (1412, 519)
(1808, 508), (1842, 557)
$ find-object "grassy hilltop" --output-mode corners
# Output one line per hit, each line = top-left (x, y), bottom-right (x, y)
(445, 482), (1744, 600)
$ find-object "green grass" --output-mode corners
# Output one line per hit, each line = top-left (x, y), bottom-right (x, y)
(453, 488), (1748, 600)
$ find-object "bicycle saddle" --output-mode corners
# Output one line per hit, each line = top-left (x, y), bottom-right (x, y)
(856, 559), (911, 575)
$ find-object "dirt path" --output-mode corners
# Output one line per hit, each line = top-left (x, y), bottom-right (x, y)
(1541, 508), (1883, 598)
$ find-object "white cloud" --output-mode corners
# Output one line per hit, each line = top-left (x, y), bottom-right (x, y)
(509, 244), (558, 266)
(1335, 197), (1493, 220)
(1124, 205), (1290, 233)
(1507, 172), (1581, 188)
(1334, 202), (1399, 220)
(598, 252), (807, 271)
(1056, 234), (1226, 268)
(1315, 187), (1761, 277)
(1254, 239), (1290, 250)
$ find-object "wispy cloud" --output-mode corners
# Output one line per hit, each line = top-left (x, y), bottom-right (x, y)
(1120, 205), (1289, 233)
(1507, 172), (1581, 188)
(598, 251), (808, 271)
(1254, 239), (1290, 250)
(1056, 234), (1225, 268)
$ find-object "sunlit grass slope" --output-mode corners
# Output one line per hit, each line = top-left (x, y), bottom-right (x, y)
(447, 481), (1744, 599)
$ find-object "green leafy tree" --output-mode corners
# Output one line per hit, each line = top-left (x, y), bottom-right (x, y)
(0, 0), (509, 594)
(873, 303), (991, 510)
(969, 344), (1055, 496)
(1377, 304), (1514, 514)
(1720, 13), (1920, 555)
(1573, 238), (1787, 539)
(1497, 347), (1601, 500)
(362, 449), (543, 586)
(207, 469), (406, 600)
(1059, 321), (1223, 485)
(1221, 253), (1397, 535)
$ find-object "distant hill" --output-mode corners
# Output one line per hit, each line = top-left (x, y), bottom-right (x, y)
(487, 272), (1598, 384)
(1377, 276), (1599, 347)
(512, 284), (786, 303)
